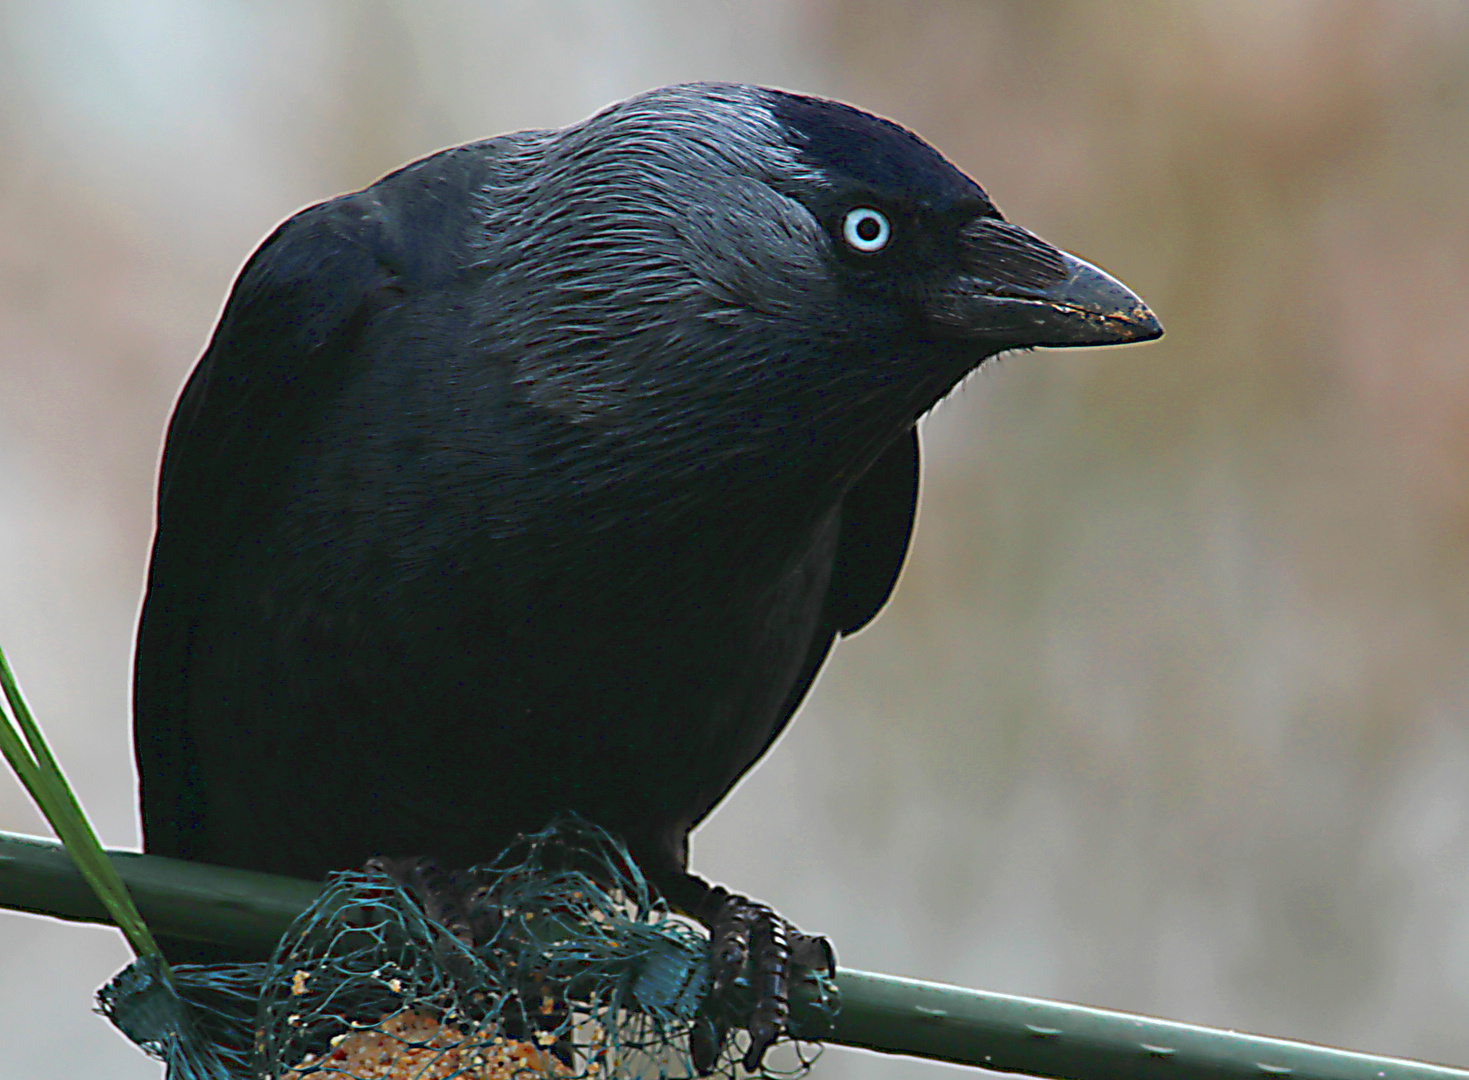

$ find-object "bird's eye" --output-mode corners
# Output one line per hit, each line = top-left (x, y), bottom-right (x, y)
(841, 207), (891, 254)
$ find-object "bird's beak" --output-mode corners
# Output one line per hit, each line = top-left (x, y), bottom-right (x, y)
(925, 218), (1162, 348)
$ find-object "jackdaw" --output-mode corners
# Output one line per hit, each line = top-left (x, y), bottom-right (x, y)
(134, 82), (1161, 1068)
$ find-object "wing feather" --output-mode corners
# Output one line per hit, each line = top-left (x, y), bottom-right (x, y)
(134, 144), (493, 858)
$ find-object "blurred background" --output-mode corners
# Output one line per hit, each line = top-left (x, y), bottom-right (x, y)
(3, 2), (1469, 1077)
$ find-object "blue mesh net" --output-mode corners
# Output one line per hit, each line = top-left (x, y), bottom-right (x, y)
(98, 819), (837, 1080)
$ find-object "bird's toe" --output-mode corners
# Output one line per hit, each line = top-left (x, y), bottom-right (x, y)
(693, 887), (835, 1074)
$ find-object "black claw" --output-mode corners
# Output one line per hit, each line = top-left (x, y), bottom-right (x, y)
(694, 886), (834, 1074)
(742, 907), (790, 1071)
(690, 1011), (729, 1076)
(790, 931), (837, 980)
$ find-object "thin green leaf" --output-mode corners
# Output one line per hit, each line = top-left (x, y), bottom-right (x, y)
(0, 645), (166, 967)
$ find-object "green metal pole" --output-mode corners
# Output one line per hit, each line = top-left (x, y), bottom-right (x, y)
(809, 969), (1465, 1079)
(1, 829), (1464, 1080)
(0, 829), (319, 953)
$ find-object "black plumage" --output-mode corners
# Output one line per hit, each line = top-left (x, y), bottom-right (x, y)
(134, 84), (1159, 1017)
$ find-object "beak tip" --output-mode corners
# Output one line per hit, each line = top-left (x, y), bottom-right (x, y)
(1036, 255), (1163, 348)
(1116, 304), (1164, 344)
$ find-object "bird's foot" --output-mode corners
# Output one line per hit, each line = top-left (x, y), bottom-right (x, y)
(366, 854), (836, 1074)
(363, 855), (576, 1055)
(363, 855), (497, 947)
(689, 885), (836, 1075)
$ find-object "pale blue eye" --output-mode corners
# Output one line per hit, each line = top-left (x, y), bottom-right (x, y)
(842, 207), (891, 253)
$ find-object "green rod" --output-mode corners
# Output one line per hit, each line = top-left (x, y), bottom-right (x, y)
(808, 970), (1466, 1079)
(0, 829), (320, 954)
(0, 829), (1463, 1080)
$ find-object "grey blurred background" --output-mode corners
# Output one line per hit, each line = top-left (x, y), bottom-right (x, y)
(3, 2), (1469, 1077)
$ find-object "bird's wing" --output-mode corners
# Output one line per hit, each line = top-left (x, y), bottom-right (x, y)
(825, 425), (920, 637)
(759, 426), (920, 755)
(134, 146), (492, 858)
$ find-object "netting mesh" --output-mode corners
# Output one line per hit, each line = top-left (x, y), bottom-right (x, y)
(98, 820), (838, 1080)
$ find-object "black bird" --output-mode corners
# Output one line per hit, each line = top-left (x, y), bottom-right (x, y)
(134, 82), (1160, 1065)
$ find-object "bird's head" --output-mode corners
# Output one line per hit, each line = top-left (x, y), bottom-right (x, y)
(476, 83), (1160, 484)
(761, 87), (1160, 349)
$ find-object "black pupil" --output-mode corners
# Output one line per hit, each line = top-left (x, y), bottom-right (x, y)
(856, 215), (881, 242)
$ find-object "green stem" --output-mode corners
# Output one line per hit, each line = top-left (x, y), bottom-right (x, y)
(0, 829), (1463, 1080)
(0, 647), (164, 964)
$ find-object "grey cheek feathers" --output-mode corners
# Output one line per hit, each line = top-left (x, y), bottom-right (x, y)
(460, 93), (836, 428)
